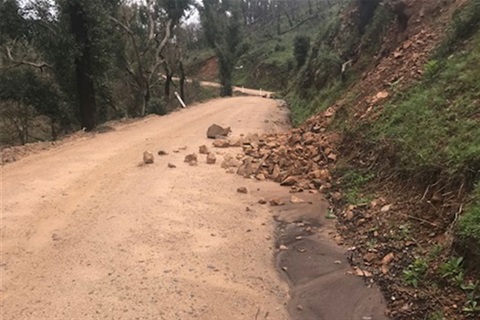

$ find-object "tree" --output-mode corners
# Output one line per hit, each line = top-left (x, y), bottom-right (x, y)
(293, 35), (310, 68)
(111, 0), (191, 116)
(200, 0), (244, 96)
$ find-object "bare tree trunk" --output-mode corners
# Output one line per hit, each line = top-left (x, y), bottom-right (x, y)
(69, 0), (96, 131)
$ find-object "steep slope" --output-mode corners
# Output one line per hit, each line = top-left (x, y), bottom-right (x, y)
(227, 0), (480, 319)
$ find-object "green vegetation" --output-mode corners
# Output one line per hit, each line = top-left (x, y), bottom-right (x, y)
(372, 33), (480, 176)
(200, 0), (244, 96)
(458, 187), (480, 242)
(440, 257), (465, 286)
(403, 257), (428, 288)
(336, 168), (375, 205)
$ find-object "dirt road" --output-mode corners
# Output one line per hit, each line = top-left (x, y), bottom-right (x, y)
(1, 97), (291, 319)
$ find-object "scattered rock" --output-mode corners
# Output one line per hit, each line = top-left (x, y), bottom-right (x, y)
(179, 146), (187, 150)
(221, 155), (242, 168)
(143, 151), (154, 164)
(237, 187), (248, 194)
(279, 244), (288, 251)
(381, 204), (392, 212)
(363, 252), (377, 263)
(269, 198), (285, 206)
(258, 198), (267, 204)
(280, 176), (297, 186)
(184, 153), (198, 163)
(158, 150), (168, 156)
(167, 163), (176, 168)
(207, 124), (231, 139)
(290, 195), (306, 204)
(206, 153), (216, 164)
(213, 139), (230, 148)
(199, 145), (209, 154)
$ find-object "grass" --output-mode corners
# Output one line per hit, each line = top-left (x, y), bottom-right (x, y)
(335, 168), (376, 205)
(372, 31), (480, 177)
(458, 186), (480, 241)
(287, 80), (345, 127)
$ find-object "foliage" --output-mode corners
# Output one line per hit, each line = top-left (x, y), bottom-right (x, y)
(200, 0), (244, 96)
(436, 0), (480, 58)
(403, 257), (428, 288)
(293, 35), (310, 68)
(439, 257), (465, 286)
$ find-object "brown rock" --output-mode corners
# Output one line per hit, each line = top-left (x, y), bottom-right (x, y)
(221, 155), (242, 168)
(167, 163), (176, 168)
(269, 198), (285, 206)
(382, 253), (395, 266)
(199, 145), (209, 154)
(158, 150), (168, 156)
(229, 138), (243, 147)
(213, 139), (230, 148)
(184, 153), (198, 163)
(258, 198), (267, 204)
(290, 195), (306, 204)
(207, 124), (231, 139)
(255, 173), (266, 181)
(237, 187), (248, 194)
(206, 153), (216, 164)
(143, 151), (154, 164)
(280, 176), (297, 186)
(363, 252), (377, 263)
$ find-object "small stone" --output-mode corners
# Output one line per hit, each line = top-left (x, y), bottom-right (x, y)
(363, 252), (377, 263)
(199, 145), (209, 154)
(279, 245), (288, 251)
(296, 305), (303, 311)
(237, 187), (248, 194)
(173, 149), (180, 153)
(258, 198), (267, 204)
(280, 176), (297, 186)
(206, 153), (216, 164)
(290, 195), (305, 204)
(143, 151), (154, 164)
(184, 153), (198, 163)
(157, 150), (168, 156)
(255, 173), (266, 181)
(179, 146), (187, 150)
(381, 204), (392, 212)
(167, 163), (176, 168)
(213, 139), (230, 148)
(269, 198), (285, 206)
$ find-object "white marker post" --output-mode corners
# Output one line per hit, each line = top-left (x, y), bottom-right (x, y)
(175, 91), (186, 108)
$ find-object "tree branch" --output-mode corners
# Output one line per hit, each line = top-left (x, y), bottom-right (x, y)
(4, 42), (52, 71)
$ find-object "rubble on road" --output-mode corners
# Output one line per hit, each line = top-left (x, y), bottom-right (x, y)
(143, 151), (154, 164)
(206, 153), (216, 164)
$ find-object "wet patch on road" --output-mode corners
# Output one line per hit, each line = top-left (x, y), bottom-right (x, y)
(271, 192), (388, 320)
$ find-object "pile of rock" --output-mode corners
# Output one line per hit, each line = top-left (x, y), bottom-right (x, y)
(212, 107), (341, 192)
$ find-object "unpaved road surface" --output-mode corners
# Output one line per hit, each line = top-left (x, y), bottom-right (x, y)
(1, 97), (290, 319)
